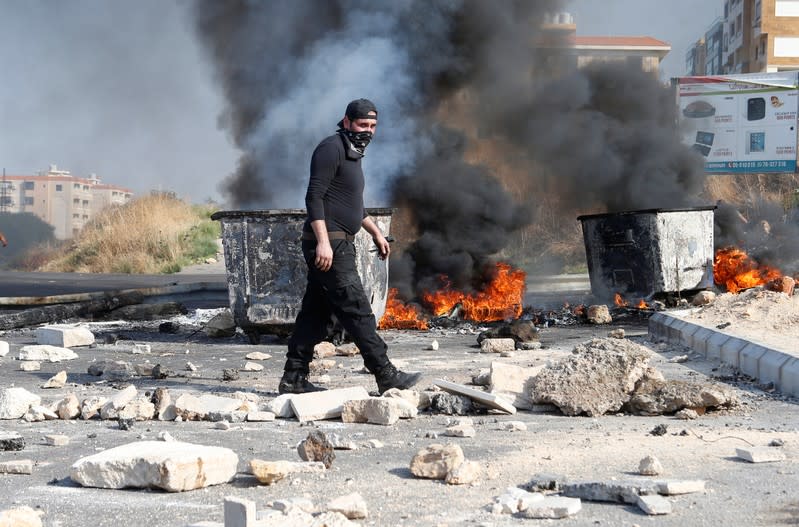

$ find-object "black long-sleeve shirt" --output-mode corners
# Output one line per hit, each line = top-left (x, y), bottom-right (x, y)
(304, 133), (366, 235)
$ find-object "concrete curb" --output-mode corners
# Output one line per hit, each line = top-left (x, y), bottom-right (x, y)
(649, 311), (799, 397)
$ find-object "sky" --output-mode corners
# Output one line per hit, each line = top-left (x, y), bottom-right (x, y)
(0, 1), (724, 206)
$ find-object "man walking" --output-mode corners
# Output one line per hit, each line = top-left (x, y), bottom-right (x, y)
(279, 98), (422, 395)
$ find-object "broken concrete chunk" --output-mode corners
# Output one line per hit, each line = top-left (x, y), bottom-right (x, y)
(638, 455), (664, 476)
(429, 392), (473, 415)
(335, 342), (359, 357)
(314, 342), (336, 358)
(80, 396), (108, 420)
(445, 459), (481, 485)
(70, 441), (238, 491)
(24, 405), (58, 422)
(250, 459), (326, 485)
(44, 434), (69, 446)
(627, 379), (738, 415)
(502, 421), (527, 432)
(328, 433), (358, 450)
(519, 496), (581, 519)
(290, 386), (369, 422)
(272, 497), (315, 514)
(525, 473), (568, 492)
(245, 351), (272, 361)
(444, 424), (476, 438)
(381, 388), (431, 410)
(735, 446), (787, 463)
(434, 379), (516, 414)
(246, 411), (276, 422)
(0, 341), (8, 357)
(675, 408), (699, 420)
(472, 369), (490, 386)
(173, 393), (243, 421)
(560, 479), (658, 504)
(0, 431), (25, 451)
(19, 361), (41, 371)
(118, 399), (156, 421)
(326, 492), (368, 519)
(35, 324), (95, 348)
(692, 290), (716, 306)
(655, 479), (706, 495)
(342, 397), (417, 425)
(409, 443), (464, 479)
(587, 305), (612, 324)
(608, 328), (625, 339)
(0, 459), (33, 475)
(297, 430), (335, 468)
(0, 388), (41, 420)
(636, 494), (672, 515)
(42, 370), (67, 389)
(214, 421), (231, 430)
(266, 394), (295, 418)
(152, 388), (176, 421)
(18, 344), (78, 362)
(531, 338), (652, 416)
(480, 338), (515, 353)
(100, 385), (138, 420)
(489, 362), (541, 410)
(242, 361), (263, 372)
(0, 506), (43, 527)
(203, 311), (236, 338)
(88, 360), (136, 381)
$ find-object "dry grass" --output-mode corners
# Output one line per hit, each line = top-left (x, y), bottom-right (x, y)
(38, 193), (219, 274)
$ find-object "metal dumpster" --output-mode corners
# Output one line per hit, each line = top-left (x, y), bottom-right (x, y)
(577, 206), (716, 301)
(211, 208), (393, 342)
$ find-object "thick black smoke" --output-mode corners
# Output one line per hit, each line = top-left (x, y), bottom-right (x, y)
(195, 1), (767, 298)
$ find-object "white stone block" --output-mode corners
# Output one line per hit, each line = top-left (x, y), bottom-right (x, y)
(326, 492), (368, 519)
(0, 341), (9, 357)
(246, 411), (275, 422)
(341, 397), (416, 425)
(736, 447), (787, 463)
(36, 324), (95, 347)
(489, 361), (541, 410)
(290, 386), (370, 422)
(434, 379), (516, 414)
(519, 496), (581, 519)
(636, 494), (672, 515)
(480, 338), (516, 353)
(0, 459), (33, 474)
(100, 385), (138, 420)
(655, 479), (706, 495)
(224, 496), (256, 527)
(70, 441), (238, 491)
(0, 387), (41, 419)
(18, 344), (78, 362)
(266, 394), (295, 418)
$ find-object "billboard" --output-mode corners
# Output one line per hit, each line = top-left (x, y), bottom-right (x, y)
(675, 72), (799, 173)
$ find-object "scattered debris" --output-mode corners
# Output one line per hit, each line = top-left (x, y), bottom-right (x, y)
(434, 379), (516, 414)
(313, 341), (336, 358)
(326, 492), (368, 519)
(250, 459), (326, 486)
(503, 421), (527, 432)
(70, 441), (238, 491)
(636, 494), (672, 515)
(245, 351), (271, 361)
(429, 339), (439, 351)
(221, 368), (239, 381)
(477, 319), (540, 345)
(0, 341), (8, 357)
(520, 496), (582, 519)
(587, 305), (612, 324)
(0, 506), (43, 527)
(409, 443), (464, 480)
(692, 291), (716, 306)
(0, 431), (25, 451)
(242, 361), (263, 372)
(429, 393), (474, 416)
(202, 311), (236, 338)
(341, 397), (417, 425)
(638, 455), (664, 476)
(44, 434), (69, 446)
(445, 459), (481, 485)
(381, 388), (431, 410)
(289, 386), (369, 422)
(489, 361), (541, 410)
(735, 446), (787, 463)
(0, 387), (41, 420)
(35, 324), (95, 347)
(626, 379), (738, 415)
(650, 424), (669, 436)
(18, 344), (78, 362)
(0, 459), (33, 475)
(480, 338), (515, 354)
(668, 354), (689, 363)
(675, 408), (699, 420)
(297, 430), (335, 468)
(335, 342), (360, 357)
(19, 361), (41, 372)
(608, 328), (625, 339)
(246, 411), (275, 422)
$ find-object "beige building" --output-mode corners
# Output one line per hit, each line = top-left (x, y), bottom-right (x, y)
(0, 165), (132, 239)
(539, 12), (671, 74)
(723, 0), (799, 73)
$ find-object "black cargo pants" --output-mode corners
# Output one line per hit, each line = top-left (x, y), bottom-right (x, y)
(285, 238), (390, 375)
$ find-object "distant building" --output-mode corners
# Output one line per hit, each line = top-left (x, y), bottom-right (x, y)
(540, 12), (671, 74)
(0, 165), (133, 239)
(702, 0), (799, 74)
(686, 38), (707, 76)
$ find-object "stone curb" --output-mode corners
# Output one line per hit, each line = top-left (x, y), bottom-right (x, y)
(649, 311), (799, 397)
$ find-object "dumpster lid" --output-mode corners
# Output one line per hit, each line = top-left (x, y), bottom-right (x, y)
(211, 207), (395, 221)
(577, 205), (716, 222)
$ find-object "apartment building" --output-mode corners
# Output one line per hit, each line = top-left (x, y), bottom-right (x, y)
(691, 0), (799, 74)
(0, 165), (132, 239)
(540, 12), (671, 74)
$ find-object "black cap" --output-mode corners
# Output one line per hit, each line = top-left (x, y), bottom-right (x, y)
(337, 98), (378, 128)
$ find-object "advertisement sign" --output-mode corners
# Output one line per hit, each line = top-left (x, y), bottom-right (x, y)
(676, 72), (798, 173)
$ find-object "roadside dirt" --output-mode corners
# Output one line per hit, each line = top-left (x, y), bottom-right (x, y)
(677, 288), (799, 353)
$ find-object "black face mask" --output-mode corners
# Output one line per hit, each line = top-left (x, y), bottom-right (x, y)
(342, 129), (373, 152)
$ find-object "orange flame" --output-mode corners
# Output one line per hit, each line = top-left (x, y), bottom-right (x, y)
(637, 299), (649, 309)
(614, 293), (628, 307)
(713, 247), (782, 293)
(421, 263), (526, 322)
(379, 288), (429, 330)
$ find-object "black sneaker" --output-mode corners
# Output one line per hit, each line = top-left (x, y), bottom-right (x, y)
(375, 363), (422, 394)
(278, 370), (326, 394)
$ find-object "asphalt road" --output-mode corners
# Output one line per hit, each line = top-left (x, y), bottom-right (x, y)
(0, 314), (797, 527)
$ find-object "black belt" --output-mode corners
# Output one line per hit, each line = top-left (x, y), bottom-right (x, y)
(302, 231), (355, 242)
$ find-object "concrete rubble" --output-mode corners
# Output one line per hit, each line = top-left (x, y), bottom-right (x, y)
(409, 443), (465, 480)
(41, 370), (67, 389)
(735, 446), (787, 463)
(638, 455), (664, 475)
(326, 492), (368, 519)
(297, 430), (336, 468)
(434, 379), (516, 414)
(35, 324), (95, 348)
(488, 361), (541, 410)
(70, 441), (238, 491)
(0, 431), (25, 451)
(250, 459), (326, 485)
(0, 388), (41, 420)
(586, 305), (612, 324)
(0, 459), (33, 474)
(341, 397), (417, 425)
(18, 344), (78, 362)
(0, 340), (8, 357)
(0, 506), (43, 527)
(290, 386), (369, 422)
(479, 338), (515, 354)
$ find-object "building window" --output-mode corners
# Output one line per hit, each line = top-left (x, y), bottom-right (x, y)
(83, 215), (89, 219)
(73, 183), (80, 189)
(23, 181), (34, 190)
(56, 184), (62, 191)
(82, 200), (89, 207)
(23, 196), (34, 205)
(72, 213), (80, 218)
(73, 198), (80, 205)
(83, 185), (89, 191)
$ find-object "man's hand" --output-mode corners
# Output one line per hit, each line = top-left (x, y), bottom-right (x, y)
(314, 241), (333, 271)
(372, 234), (390, 260)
